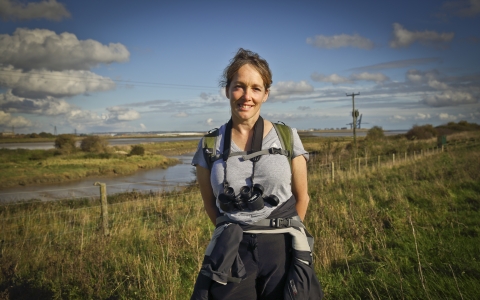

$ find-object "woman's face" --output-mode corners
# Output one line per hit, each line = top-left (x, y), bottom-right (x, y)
(226, 64), (269, 124)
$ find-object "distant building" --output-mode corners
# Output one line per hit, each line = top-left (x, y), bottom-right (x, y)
(0, 131), (14, 137)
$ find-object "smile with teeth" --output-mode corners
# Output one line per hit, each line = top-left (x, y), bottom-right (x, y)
(238, 103), (254, 110)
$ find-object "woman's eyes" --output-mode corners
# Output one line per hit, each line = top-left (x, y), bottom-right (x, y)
(233, 85), (263, 92)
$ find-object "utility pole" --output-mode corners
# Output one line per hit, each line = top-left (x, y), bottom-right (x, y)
(346, 92), (360, 159)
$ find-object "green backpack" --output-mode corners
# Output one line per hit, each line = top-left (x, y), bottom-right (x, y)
(202, 122), (294, 171)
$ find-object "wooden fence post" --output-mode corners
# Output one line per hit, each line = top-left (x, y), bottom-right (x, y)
(377, 155), (380, 168)
(405, 152), (407, 162)
(393, 153), (395, 165)
(331, 162), (335, 183)
(94, 182), (109, 236)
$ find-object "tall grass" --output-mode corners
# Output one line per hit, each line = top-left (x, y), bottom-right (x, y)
(306, 142), (480, 299)
(1, 137), (479, 299)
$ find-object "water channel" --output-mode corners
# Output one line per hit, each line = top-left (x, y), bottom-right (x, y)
(0, 137), (200, 203)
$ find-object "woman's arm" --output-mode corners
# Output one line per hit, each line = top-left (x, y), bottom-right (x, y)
(291, 155), (310, 221)
(196, 165), (221, 225)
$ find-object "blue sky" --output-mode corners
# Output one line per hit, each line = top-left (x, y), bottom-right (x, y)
(0, 0), (479, 134)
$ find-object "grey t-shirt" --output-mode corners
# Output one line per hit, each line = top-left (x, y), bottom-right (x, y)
(192, 123), (308, 224)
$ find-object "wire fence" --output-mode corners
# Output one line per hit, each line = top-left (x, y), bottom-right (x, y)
(1, 139), (478, 247)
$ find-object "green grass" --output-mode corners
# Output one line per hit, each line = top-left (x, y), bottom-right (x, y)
(0, 137), (479, 299)
(306, 143), (480, 299)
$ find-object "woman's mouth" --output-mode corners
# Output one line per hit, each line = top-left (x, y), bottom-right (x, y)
(238, 104), (253, 110)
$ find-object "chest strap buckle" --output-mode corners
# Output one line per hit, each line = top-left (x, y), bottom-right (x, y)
(270, 218), (291, 228)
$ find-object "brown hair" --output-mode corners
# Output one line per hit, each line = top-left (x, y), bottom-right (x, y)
(220, 48), (272, 90)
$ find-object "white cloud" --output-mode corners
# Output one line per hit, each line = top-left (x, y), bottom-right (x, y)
(391, 115), (406, 121)
(439, 113), (457, 121)
(0, 0), (70, 21)
(415, 113), (431, 120)
(174, 112), (188, 117)
(311, 72), (389, 84)
(389, 23), (454, 48)
(307, 33), (374, 49)
(0, 90), (76, 115)
(269, 81), (314, 100)
(406, 69), (439, 83)
(350, 72), (389, 83)
(0, 110), (32, 127)
(428, 79), (449, 90)
(0, 66), (116, 98)
(469, 109), (480, 119)
(0, 28), (130, 71)
(199, 91), (225, 103)
(406, 69), (450, 90)
(423, 90), (477, 107)
(106, 106), (140, 121)
(406, 71), (424, 83)
(140, 123), (146, 130)
(311, 73), (350, 84)
(206, 118), (213, 125)
(298, 106), (310, 111)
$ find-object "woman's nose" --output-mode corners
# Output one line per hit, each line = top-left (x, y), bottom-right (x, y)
(243, 88), (253, 100)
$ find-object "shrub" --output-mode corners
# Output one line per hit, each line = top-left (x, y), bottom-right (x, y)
(436, 121), (480, 135)
(405, 124), (438, 140)
(80, 136), (109, 153)
(366, 126), (385, 141)
(129, 145), (145, 156)
(54, 134), (77, 154)
(38, 132), (54, 138)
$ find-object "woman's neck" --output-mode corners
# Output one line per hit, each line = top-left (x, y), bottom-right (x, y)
(230, 115), (273, 151)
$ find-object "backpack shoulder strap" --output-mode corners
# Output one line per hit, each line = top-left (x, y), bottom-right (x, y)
(202, 128), (219, 171)
(272, 122), (293, 170)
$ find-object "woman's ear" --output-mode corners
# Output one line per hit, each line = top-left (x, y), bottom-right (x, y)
(263, 89), (269, 102)
(225, 86), (230, 99)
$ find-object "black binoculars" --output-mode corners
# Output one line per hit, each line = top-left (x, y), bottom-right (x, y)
(218, 183), (279, 212)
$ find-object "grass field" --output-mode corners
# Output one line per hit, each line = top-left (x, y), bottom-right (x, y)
(0, 134), (479, 299)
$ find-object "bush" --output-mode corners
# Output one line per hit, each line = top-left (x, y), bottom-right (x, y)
(129, 145), (145, 156)
(436, 121), (480, 135)
(80, 136), (109, 153)
(366, 126), (385, 141)
(54, 134), (77, 154)
(38, 132), (54, 138)
(405, 124), (438, 140)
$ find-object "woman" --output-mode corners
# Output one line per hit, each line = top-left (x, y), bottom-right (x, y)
(191, 48), (322, 300)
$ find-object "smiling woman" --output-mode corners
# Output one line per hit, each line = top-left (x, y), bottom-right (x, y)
(190, 48), (323, 299)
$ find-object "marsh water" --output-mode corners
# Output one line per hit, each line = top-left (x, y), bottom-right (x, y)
(0, 153), (196, 203)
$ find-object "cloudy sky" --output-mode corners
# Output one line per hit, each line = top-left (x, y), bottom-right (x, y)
(0, 0), (479, 134)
